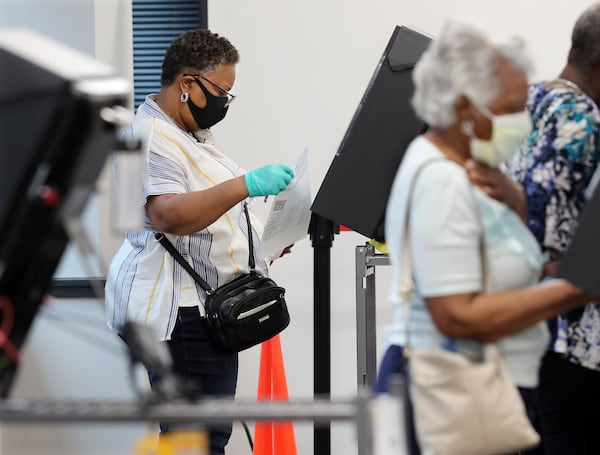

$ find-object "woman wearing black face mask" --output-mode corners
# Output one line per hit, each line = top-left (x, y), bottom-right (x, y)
(104, 29), (294, 455)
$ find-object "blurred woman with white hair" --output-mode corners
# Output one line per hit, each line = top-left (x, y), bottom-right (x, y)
(375, 19), (593, 455)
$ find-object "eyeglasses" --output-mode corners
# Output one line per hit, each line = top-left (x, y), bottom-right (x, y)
(184, 74), (236, 107)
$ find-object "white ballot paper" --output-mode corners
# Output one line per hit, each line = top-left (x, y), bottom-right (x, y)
(259, 149), (312, 259)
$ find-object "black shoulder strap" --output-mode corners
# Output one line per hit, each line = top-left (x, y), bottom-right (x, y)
(154, 232), (214, 294)
(155, 201), (256, 293)
(243, 202), (256, 271)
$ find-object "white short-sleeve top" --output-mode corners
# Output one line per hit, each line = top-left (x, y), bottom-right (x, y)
(383, 136), (548, 387)
(105, 95), (268, 340)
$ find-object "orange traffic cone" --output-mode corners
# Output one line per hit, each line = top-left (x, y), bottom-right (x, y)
(253, 335), (297, 455)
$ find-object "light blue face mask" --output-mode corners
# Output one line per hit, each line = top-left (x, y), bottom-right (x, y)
(468, 104), (532, 168)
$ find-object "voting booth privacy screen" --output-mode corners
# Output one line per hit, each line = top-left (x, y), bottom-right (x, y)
(0, 29), (129, 396)
(311, 26), (431, 242)
(557, 181), (600, 296)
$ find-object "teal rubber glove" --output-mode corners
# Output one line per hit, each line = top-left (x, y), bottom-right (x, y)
(244, 164), (295, 197)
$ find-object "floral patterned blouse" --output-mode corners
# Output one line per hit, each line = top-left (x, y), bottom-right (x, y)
(503, 80), (600, 369)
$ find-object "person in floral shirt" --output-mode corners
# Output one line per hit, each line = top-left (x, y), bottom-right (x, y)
(503, 3), (600, 453)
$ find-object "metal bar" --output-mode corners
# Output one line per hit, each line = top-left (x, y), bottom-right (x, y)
(356, 244), (390, 389)
(0, 397), (357, 425)
(310, 214), (335, 455)
(356, 388), (373, 455)
(366, 255), (391, 267)
(364, 245), (378, 389)
(313, 247), (332, 454)
(356, 245), (369, 387)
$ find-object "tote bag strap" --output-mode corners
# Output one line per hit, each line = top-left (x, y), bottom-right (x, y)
(400, 157), (490, 351)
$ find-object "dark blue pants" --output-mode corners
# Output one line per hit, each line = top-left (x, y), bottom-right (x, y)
(148, 307), (238, 455)
(537, 351), (600, 455)
(375, 345), (544, 455)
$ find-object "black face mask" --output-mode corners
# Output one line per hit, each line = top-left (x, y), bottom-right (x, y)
(187, 79), (229, 130)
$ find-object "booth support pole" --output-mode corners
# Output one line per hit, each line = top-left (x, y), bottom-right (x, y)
(310, 213), (335, 455)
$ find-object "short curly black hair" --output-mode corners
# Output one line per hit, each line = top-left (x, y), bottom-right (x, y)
(161, 29), (240, 86)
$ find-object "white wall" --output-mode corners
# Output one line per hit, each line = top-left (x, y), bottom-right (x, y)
(1, 0), (598, 454)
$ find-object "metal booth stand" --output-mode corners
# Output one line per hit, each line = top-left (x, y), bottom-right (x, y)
(355, 243), (390, 389)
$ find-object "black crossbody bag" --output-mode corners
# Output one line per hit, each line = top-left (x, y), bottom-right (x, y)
(155, 203), (290, 352)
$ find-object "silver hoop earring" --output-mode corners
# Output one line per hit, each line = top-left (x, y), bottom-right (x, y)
(180, 92), (189, 103)
(461, 120), (474, 136)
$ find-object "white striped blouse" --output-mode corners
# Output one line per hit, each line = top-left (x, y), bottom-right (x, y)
(105, 95), (268, 340)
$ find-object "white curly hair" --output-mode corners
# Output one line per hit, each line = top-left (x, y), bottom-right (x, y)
(411, 19), (532, 127)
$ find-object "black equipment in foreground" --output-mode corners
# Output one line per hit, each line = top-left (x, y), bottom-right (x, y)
(0, 29), (130, 396)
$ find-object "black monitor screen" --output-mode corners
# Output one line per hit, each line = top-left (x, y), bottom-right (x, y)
(311, 26), (431, 242)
